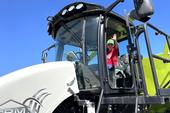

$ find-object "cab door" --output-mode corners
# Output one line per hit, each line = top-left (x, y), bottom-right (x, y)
(104, 16), (133, 90)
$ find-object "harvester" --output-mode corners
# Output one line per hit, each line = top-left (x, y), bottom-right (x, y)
(0, 0), (170, 113)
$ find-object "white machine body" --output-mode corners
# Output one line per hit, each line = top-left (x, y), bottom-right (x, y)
(0, 61), (79, 113)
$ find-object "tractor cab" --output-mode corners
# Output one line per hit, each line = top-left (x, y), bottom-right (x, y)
(46, 2), (133, 92)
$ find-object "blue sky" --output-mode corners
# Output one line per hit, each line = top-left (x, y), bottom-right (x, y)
(0, 0), (170, 76)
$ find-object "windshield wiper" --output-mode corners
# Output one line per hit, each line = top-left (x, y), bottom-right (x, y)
(60, 22), (82, 46)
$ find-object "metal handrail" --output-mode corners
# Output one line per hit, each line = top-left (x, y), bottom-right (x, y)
(147, 23), (170, 38)
(152, 54), (170, 63)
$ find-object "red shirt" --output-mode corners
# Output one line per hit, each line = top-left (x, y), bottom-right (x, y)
(107, 47), (119, 67)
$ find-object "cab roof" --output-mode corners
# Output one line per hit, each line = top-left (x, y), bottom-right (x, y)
(47, 2), (132, 41)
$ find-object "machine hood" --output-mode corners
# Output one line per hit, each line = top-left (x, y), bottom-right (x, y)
(0, 61), (79, 113)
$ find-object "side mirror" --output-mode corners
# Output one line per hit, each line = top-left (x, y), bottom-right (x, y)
(66, 51), (78, 61)
(131, 0), (154, 22)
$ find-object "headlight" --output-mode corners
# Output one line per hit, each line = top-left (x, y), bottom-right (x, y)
(68, 5), (75, 12)
(61, 9), (68, 16)
(61, 3), (85, 17)
(76, 3), (84, 10)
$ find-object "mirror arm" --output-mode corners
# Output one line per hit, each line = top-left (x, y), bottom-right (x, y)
(105, 0), (124, 14)
(41, 44), (56, 63)
(47, 44), (55, 51)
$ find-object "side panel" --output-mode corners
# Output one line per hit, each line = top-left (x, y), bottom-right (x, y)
(142, 43), (170, 96)
(0, 61), (79, 113)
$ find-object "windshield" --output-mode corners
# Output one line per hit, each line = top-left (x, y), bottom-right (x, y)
(55, 16), (101, 89)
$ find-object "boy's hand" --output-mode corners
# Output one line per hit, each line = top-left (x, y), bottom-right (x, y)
(112, 34), (117, 40)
